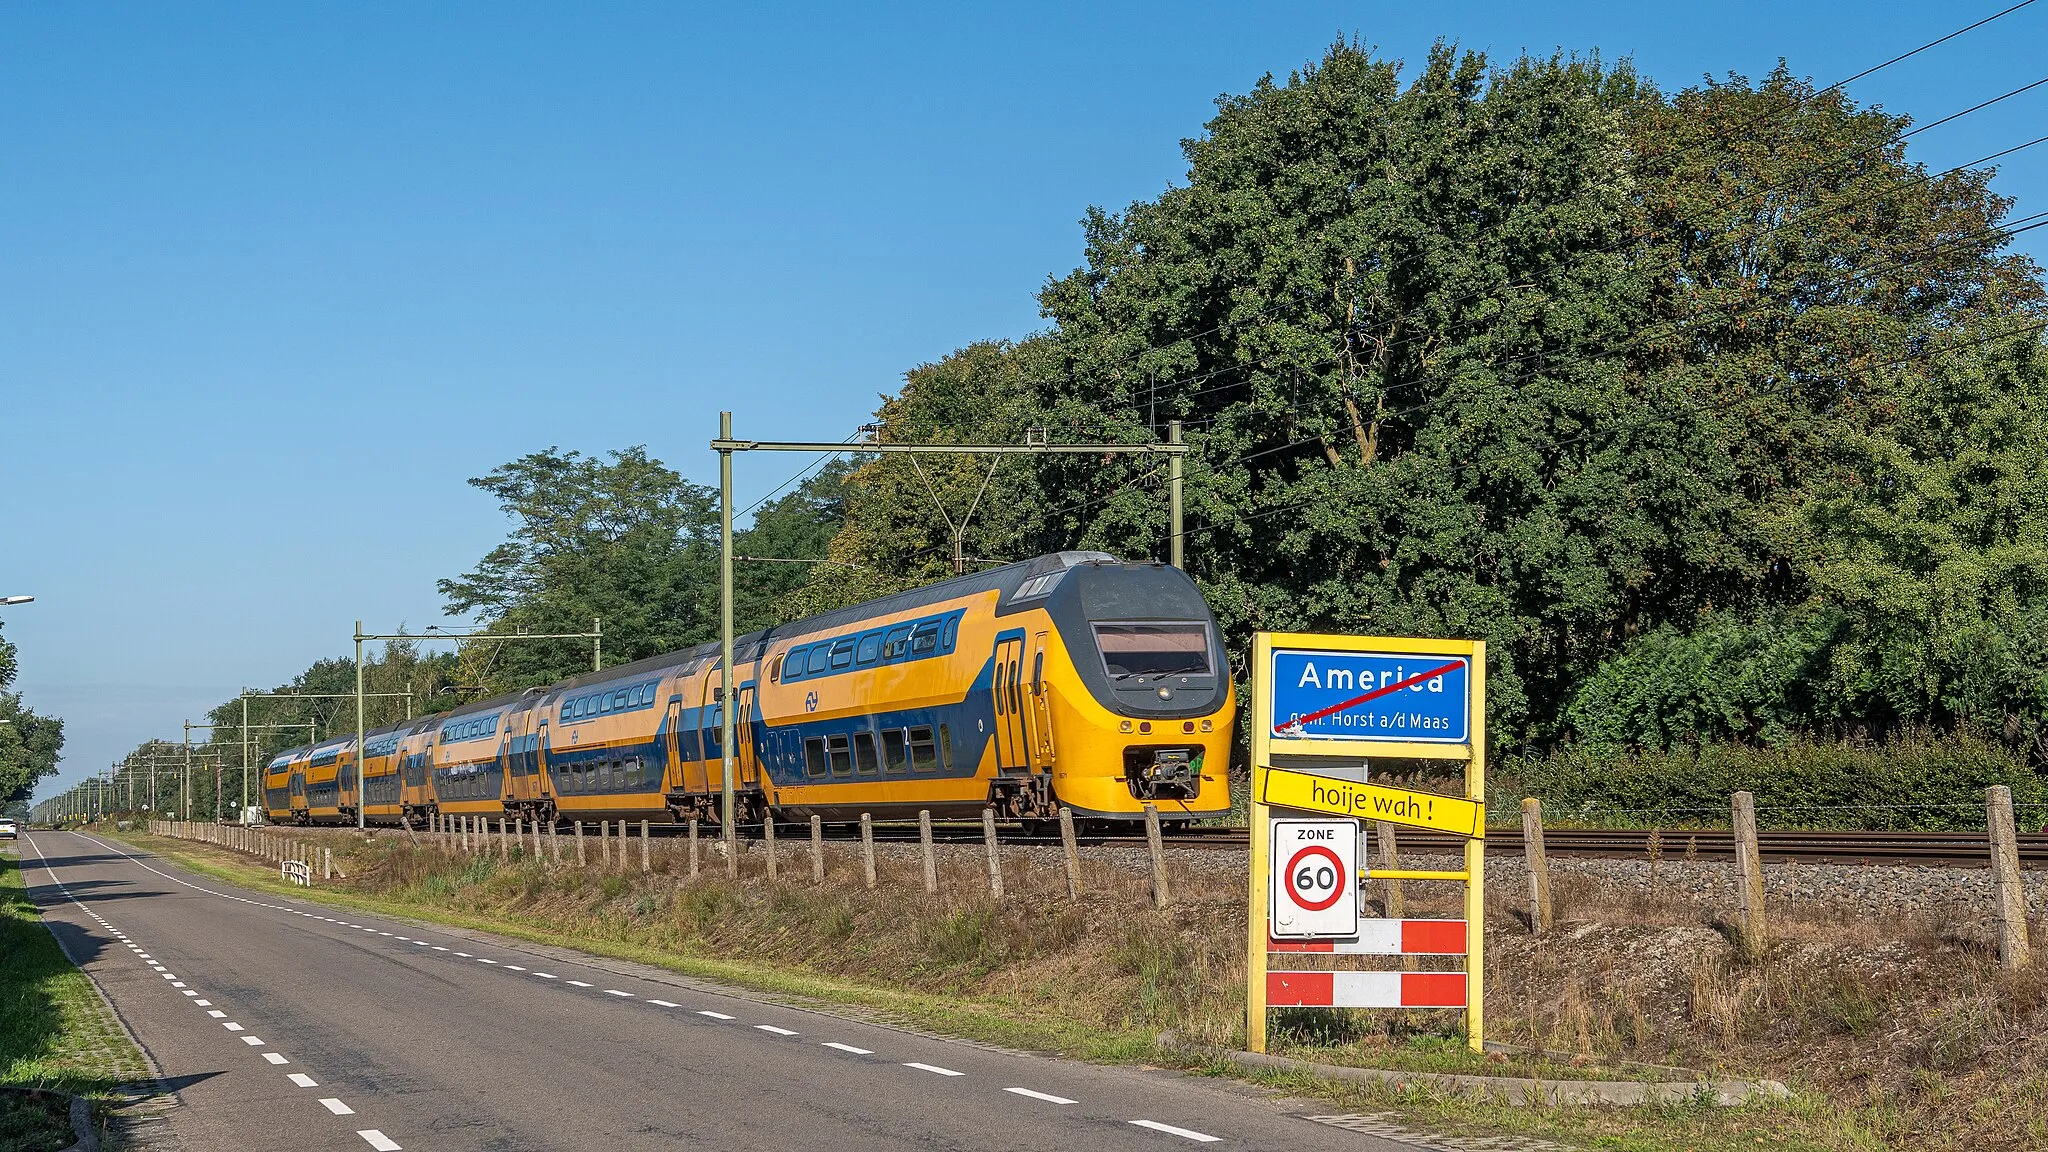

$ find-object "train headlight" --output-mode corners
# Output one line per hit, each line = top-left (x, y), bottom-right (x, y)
(1156, 687), (1173, 700)
(1200, 719), (1213, 732)
(1119, 720), (1133, 733)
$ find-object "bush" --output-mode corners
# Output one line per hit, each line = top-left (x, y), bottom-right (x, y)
(1499, 728), (2047, 829)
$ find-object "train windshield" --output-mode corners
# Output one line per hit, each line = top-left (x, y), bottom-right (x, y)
(1093, 623), (1212, 678)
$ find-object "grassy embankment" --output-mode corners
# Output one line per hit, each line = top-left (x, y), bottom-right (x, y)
(0, 845), (151, 1152)
(118, 824), (2048, 1152)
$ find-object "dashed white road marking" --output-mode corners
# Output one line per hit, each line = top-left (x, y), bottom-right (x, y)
(223, 1022), (245, 1032)
(264, 1053), (290, 1065)
(431, 947), (449, 952)
(1005, 1087), (1077, 1104)
(503, 964), (526, 971)
(358, 1130), (402, 1151)
(823, 1042), (872, 1055)
(698, 1010), (734, 1020)
(289, 1073), (319, 1087)
(533, 972), (556, 979)
(180, 990), (198, 997)
(452, 952), (472, 957)
(319, 1098), (355, 1115)
(476, 958), (498, 965)
(604, 989), (633, 998)
(241, 1036), (266, 1046)
(194, 1000), (212, 1007)
(754, 1024), (798, 1036)
(1129, 1120), (1220, 1142)
(207, 1011), (227, 1019)
(905, 1062), (962, 1076)
(646, 999), (679, 1008)
(566, 980), (592, 988)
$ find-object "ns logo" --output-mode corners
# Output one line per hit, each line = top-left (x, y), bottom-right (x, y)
(805, 691), (819, 713)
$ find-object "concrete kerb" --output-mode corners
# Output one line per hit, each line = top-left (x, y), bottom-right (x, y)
(1159, 1033), (1790, 1107)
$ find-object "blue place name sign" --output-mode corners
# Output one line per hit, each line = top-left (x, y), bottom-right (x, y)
(1269, 649), (1471, 744)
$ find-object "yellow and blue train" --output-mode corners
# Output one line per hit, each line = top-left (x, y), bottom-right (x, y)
(262, 552), (1234, 830)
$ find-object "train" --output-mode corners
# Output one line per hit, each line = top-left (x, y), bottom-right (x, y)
(261, 551), (1235, 831)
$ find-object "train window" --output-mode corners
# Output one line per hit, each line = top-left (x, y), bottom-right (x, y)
(827, 734), (853, 777)
(1010, 663), (1024, 713)
(882, 729), (908, 774)
(908, 726), (938, 772)
(855, 633), (881, 665)
(627, 757), (643, 788)
(830, 639), (856, 669)
(994, 664), (1006, 713)
(599, 761), (613, 790)
(940, 724), (955, 770)
(853, 732), (879, 775)
(770, 655), (785, 682)
(882, 626), (911, 660)
(1092, 622), (1212, 678)
(804, 737), (828, 778)
(1032, 651), (1045, 693)
(941, 617), (958, 651)
(806, 646), (830, 674)
(910, 622), (940, 655)
(613, 690), (629, 711)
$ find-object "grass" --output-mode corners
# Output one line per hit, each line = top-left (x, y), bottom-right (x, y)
(0, 846), (151, 1150)
(112, 826), (2048, 1151)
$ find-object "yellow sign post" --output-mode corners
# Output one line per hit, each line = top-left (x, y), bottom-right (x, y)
(1247, 632), (1487, 1053)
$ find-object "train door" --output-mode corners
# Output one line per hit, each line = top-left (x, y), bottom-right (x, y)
(662, 698), (684, 791)
(535, 721), (552, 806)
(735, 684), (761, 790)
(693, 674), (723, 798)
(504, 712), (533, 807)
(1027, 632), (1057, 770)
(991, 637), (1028, 771)
(290, 768), (306, 812)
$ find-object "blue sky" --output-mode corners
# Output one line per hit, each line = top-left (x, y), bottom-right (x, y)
(7, 1), (2045, 802)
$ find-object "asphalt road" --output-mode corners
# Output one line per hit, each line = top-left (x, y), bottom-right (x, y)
(21, 830), (1414, 1152)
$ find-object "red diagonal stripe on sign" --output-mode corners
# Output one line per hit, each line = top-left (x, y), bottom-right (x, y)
(1274, 659), (1466, 734)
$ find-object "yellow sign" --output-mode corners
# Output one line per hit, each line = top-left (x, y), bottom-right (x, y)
(1259, 766), (1485, 838)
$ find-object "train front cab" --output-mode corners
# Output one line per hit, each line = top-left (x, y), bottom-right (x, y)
(1010, 557), (1234, 825)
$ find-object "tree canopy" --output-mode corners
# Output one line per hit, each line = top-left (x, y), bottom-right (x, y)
(0, 620), (64, 813)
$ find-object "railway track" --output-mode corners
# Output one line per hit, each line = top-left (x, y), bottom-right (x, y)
(841, 823), (2047, 868)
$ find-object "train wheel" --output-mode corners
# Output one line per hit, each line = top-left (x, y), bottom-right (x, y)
(1019, 819), (1051, 839)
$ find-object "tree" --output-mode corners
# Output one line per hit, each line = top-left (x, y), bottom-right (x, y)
(797, 40), (2048, 756)
(0, 620), (64, 809)
(439, 447), (722, 690)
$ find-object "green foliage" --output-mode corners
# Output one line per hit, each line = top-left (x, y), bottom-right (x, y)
(797, 41), (2048, 760)
(1504, 728), (2045, 830)
(0, 623), (62, 811)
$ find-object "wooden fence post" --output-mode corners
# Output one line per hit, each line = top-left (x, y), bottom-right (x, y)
(1733, 791), (1768, 961)
(574, 819), (587, 866)
(982, 808), (1004, 898)
(641, 819), (652, 873)
(725, 815), (738, 880)
(1143, 802), (1171, 908)
(323, 847), (333, 881)
(1058, 807), (1081, 901)
(811, 815), (825, 884)
(1522, 798), (1553, 934)
(1989, 785), (2031, 970)
(1375, 820), (1405, 917)
(688, 817), (700, 878)
(860, 813), (876, 889)
(763, 815), (779, 881)
(918, 809), (937, 894)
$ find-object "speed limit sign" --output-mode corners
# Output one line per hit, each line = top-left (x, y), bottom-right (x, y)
(1270, 819), (1359, 938)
